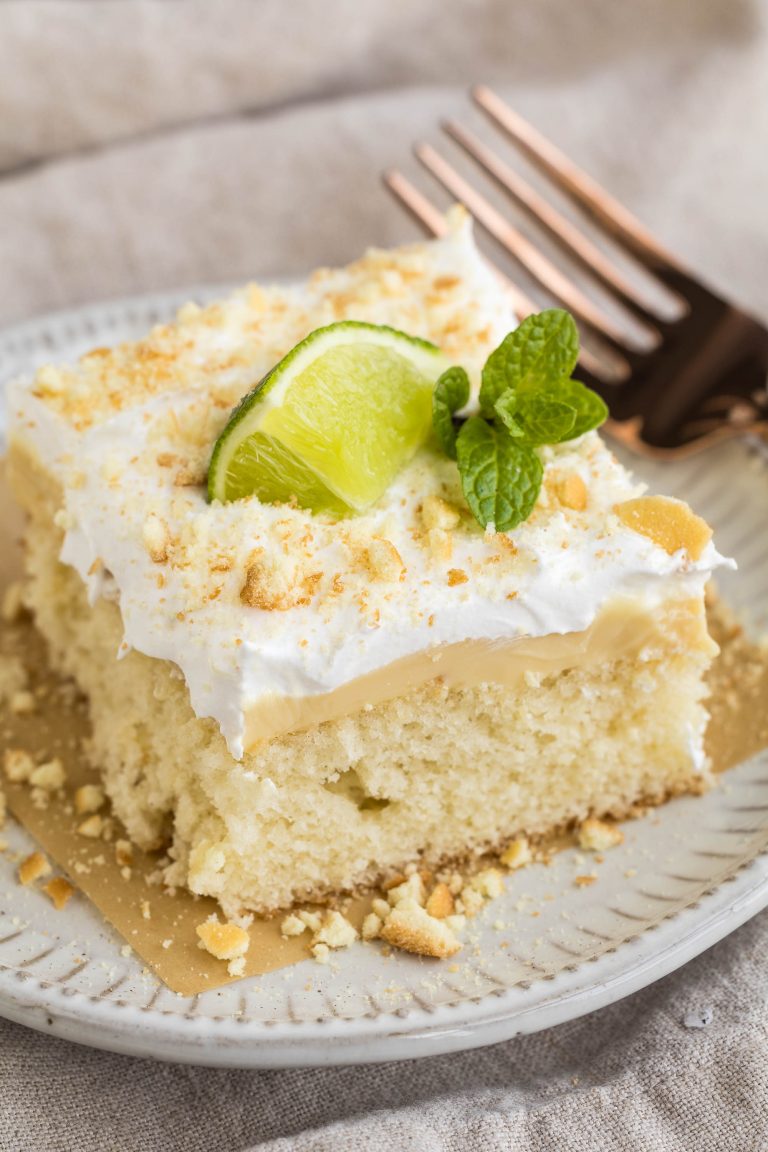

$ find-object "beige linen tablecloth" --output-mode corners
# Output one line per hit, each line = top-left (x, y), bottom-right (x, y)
(1, 3), (767, 1148)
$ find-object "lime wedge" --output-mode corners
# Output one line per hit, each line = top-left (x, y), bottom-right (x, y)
(208, 321), (448, 514)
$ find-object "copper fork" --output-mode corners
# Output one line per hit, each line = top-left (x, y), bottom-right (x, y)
(384, 85), (768, 458)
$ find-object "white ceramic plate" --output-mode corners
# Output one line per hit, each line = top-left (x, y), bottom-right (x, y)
(1, 291), (767, 1069)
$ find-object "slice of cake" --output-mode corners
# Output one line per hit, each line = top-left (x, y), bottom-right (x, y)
(6, 212), (731, 917)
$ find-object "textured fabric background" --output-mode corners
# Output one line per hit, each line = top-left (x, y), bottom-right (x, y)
(1, 1), (767, 1148)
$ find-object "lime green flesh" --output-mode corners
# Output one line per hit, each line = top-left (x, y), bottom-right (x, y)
(220, 343), (436, 514)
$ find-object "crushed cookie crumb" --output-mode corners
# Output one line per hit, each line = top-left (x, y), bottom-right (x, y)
(425, 882), (454, 920)
(196, 918), (250, 962)
(74, 784), (105, 815)
(18, 851), (51, 886)
(574, 874), (598, 888)
(613, 496), (712, 561)
(365, 538), (406, 583)
(422, 495), (460, 532)
(500, 837), (532, 871)
(447, 568), (468, 586)
(77, 814), (104, 839)
(42, 876), (75, 910)
(558, 474), (588, 511)
(141, 512), (170, 563)
(380, 904), (461, 959)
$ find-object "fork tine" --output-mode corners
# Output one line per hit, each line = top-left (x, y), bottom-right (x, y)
(443, 119), (662, 328)
(414, 142), (635, 355)
(383, 169), (612, 379)
(383, 169), (536, 320)
(473, 86), (682, 274)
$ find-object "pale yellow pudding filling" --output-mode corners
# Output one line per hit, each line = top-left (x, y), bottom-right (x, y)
(242, 598), (715, 747)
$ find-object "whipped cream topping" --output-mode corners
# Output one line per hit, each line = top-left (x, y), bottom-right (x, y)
(9, 216), (733, 758)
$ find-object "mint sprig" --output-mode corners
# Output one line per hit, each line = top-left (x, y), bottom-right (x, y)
(433, 366), (470, 460)
(456, 418), (542, 533)
(432, 309), (607, 532)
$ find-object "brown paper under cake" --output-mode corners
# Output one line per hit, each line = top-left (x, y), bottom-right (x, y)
(1, 471), (767, 996)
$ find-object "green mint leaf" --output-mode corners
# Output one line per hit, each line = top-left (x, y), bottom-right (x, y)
(512, 391), (577, 445)
(432, 366), (470, 460)
(479, 309), (580, 414)
(550, 378), (609, 438)
(455, 417), (543, 533)
(493, 389), (526, 438)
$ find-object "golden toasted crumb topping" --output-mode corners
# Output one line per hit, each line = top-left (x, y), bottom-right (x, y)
(558, 473), (589, 511)
(614, 496), (712, 561)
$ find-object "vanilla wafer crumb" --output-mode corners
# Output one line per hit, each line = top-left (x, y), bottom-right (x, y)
(42, 876), (75, 910)
(18, 851), (51, 886)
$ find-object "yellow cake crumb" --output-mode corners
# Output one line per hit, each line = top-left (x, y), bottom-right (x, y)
(227, 956), (246, 978)
(29, 758), (65, 791)
(280, 913), (306, 938)
(18, 851), (51, 886)
(42, 876), (75, 910)
(297, 909), (323, 933)
(361, 912), (382, 940)
(196, 918), (250, 961)
(469, 868), (504, 900)
(387, 872), (425, 908)
(457, 887), (485, 917)
(614, 496), (712, 561)
(312, 910), (357, 950)
(578, 817), (624, 852)
(3, 748), (35, 783)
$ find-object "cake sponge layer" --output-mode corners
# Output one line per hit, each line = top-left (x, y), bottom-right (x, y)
(19, 493), (715, 916)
